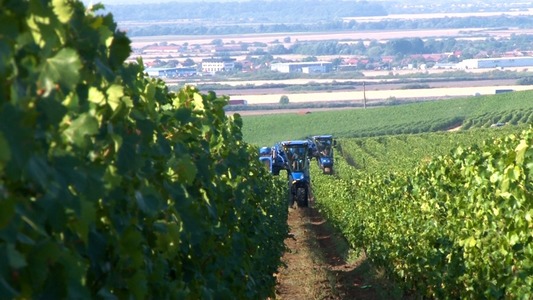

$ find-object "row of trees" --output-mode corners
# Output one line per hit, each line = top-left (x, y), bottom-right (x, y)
(122, 16), (533, 37)
(270, 34), (533, 60)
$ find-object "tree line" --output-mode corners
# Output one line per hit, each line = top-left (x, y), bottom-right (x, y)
(268, 35), (533, 59)
(106, 0), (387, 23)
(122, 16), (533, 37)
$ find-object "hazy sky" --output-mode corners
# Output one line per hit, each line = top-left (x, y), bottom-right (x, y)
(83, 0), (175, 4)
(84, 0), (242, 4)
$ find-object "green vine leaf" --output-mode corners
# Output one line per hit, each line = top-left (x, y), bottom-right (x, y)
(193, 93), (205, 111)
(1, 2), (288, 299)
(39, 48), (82, 96)
(106, 84), (124, 111)
(63, 114), (99, 148)
(515, 139), (528, 164)
(7, 244), (27, 269)
(0, 132), (10, 169)
(0, 199), (15, 229)
(52, 0), (74, 23)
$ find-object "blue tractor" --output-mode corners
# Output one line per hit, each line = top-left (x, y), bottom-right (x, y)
(310, 135), (336, 175)
(259, 146), (273, 173)
(258, 144), (288, 176)
(270, 143), (288, 176)
(280, 140), (311, 208)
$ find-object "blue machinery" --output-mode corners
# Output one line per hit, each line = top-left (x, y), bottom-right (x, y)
(259, 136), (336, 208)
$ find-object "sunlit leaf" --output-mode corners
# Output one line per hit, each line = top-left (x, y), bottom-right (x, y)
(88, 87), (105, 105)
(193, 93), (205, 111)
(52, 0), (74, 23)
(526, 210), (533, 222)
(63, 114), (99, 147)
(515, 139), (528, 164)
(106, 84), (124, 111)
(466, 237), (477, 248)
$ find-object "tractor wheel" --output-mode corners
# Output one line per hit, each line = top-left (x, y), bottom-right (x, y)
(289, 197), (295, 208)
(272, 167), (280, 176)
(296, 187), (308, 208)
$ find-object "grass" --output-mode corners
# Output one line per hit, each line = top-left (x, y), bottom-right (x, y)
(240, 90), (533, 146)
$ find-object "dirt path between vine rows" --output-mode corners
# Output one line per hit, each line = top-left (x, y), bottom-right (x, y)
(273, 203), (398, 300)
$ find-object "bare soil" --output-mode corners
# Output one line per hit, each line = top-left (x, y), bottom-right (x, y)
(222, 78), (525, 116)
(129, 28), (533, 48)
(274, 202), (407, 300)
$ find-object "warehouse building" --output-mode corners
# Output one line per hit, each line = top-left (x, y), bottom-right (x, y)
(201, 58), (236, 73)
(270, 61), (333, 73)
(457, 56), (533, 69)
(145, 67), (197, 78)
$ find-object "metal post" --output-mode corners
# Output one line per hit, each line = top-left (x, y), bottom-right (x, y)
(363, 81), (367, 109)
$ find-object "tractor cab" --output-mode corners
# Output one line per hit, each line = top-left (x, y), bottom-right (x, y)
(281, 140), (310, 174)
(311, 135), (336, 174)
(271, 143), (288, 175)
(281, 140), (311, 207)
(258, 146), (273, 173)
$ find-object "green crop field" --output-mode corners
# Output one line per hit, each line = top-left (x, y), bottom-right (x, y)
(337, 125), (529, 175)
(240, 90), (533, 147)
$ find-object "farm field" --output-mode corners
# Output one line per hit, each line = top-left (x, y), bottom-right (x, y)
(128, 28), (533, 49)
(336, 125), (529, 174)
(240, 89), (533, 146)
(224, 84), (533, 105)
(193, 77), (533, 115)
(264, 94), (533, 299)
(254, 90), (533, 299)
(127, 28), (480, 48)
(343, 10), (533, 22)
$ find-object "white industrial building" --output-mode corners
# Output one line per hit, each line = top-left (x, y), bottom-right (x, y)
(145, 67), (197, 78)
(201, 58), (236, 73)
(457, 56), (533, 69)
(271, 61), (333, 73)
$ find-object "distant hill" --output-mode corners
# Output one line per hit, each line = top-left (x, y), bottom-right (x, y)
(97, 0), (388, 23)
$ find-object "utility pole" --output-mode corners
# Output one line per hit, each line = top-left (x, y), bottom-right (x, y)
(363, 81), (367, 109)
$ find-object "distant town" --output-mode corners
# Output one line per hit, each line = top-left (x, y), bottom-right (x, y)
(105, 0), (533, 107)
(133, 35), (533, 79)
(142, 55), (533, 79)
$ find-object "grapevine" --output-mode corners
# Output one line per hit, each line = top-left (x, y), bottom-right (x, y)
(0, 1), (287, 298)
(313, 128), (533, 298)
